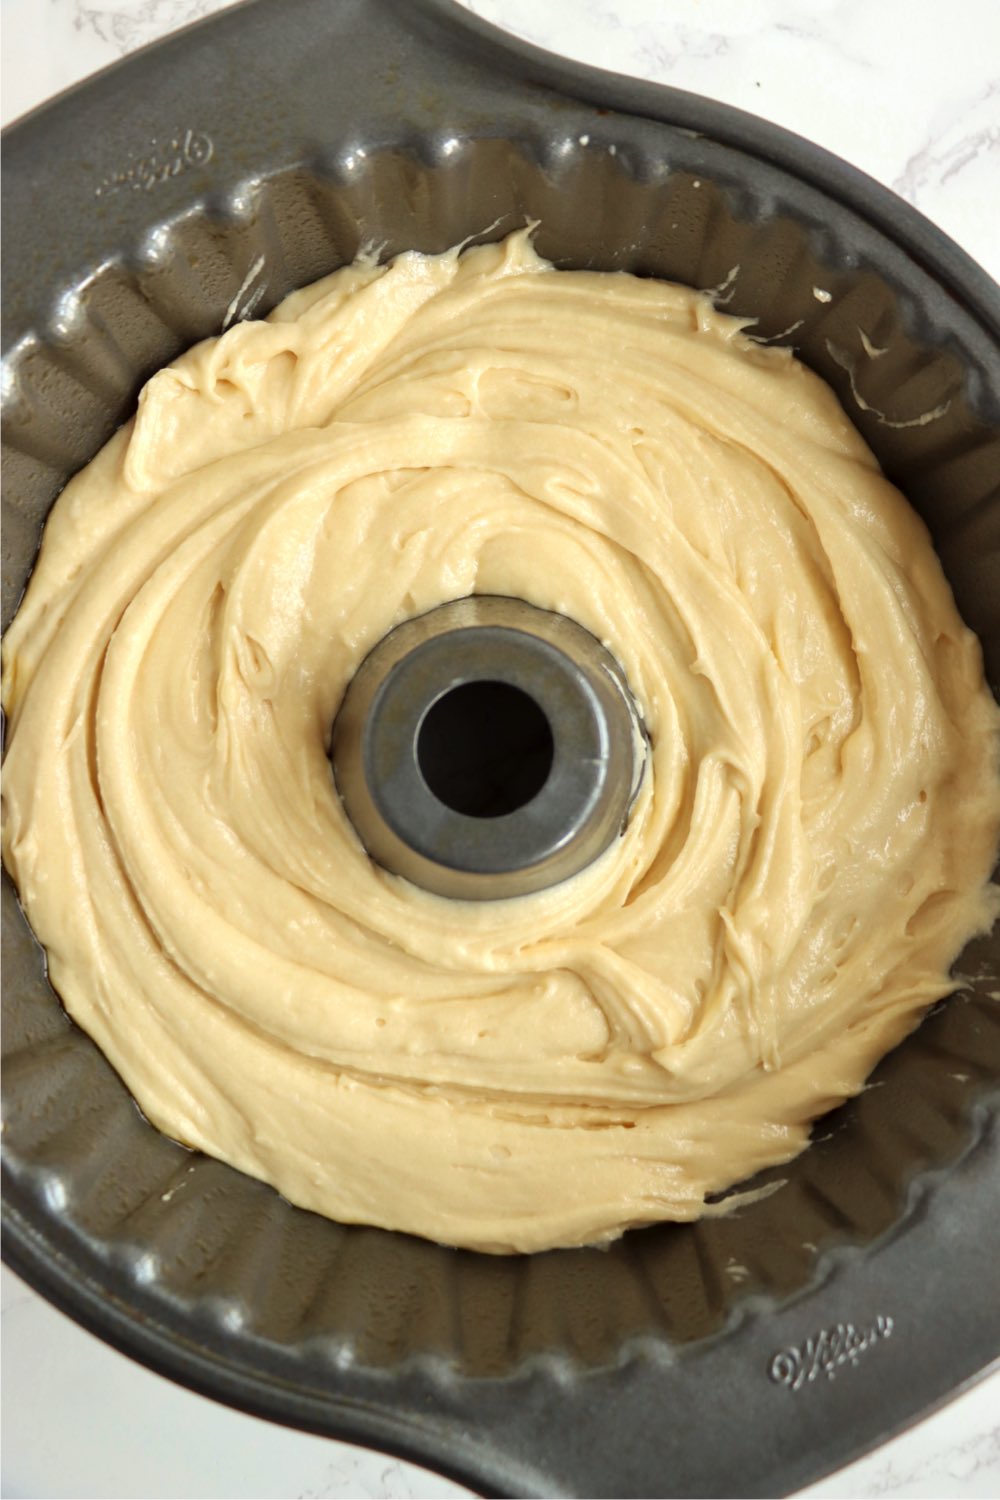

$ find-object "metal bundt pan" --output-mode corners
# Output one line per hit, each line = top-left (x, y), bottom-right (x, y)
(2, 1), (998, 1494)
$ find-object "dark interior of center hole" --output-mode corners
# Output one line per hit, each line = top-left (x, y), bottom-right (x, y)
(417, 680), (554, 818)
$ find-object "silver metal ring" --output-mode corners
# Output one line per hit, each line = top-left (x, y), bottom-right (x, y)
(332, 596), (646, 900)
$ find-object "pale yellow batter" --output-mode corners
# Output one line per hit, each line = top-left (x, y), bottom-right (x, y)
(4, 231), (999, 1253)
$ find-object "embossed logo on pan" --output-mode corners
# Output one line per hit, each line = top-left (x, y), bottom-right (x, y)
(769, 1315), (894, 1391)
(94, 129), (213, 197)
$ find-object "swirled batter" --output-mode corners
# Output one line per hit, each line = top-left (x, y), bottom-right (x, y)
(4, 231), (999, 1252)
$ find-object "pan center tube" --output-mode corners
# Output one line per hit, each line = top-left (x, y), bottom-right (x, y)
(332, 595), (646, 900)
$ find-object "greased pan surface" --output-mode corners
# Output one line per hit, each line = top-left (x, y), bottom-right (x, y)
(2, 2), (999, 1495)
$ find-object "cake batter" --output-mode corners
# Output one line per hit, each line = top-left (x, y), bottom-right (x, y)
(4, 231), (999, 1252)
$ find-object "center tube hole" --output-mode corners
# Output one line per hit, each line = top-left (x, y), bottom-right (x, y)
(417, 680), (554, 819)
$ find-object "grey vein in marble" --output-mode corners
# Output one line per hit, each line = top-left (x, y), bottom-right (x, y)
(71, 0), (237, 53)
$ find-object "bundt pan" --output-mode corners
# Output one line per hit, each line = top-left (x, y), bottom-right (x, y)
(2, 1), (998, 1494)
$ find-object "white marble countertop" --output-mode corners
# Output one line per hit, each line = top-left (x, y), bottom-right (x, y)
(2, 1), (998, 1496)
